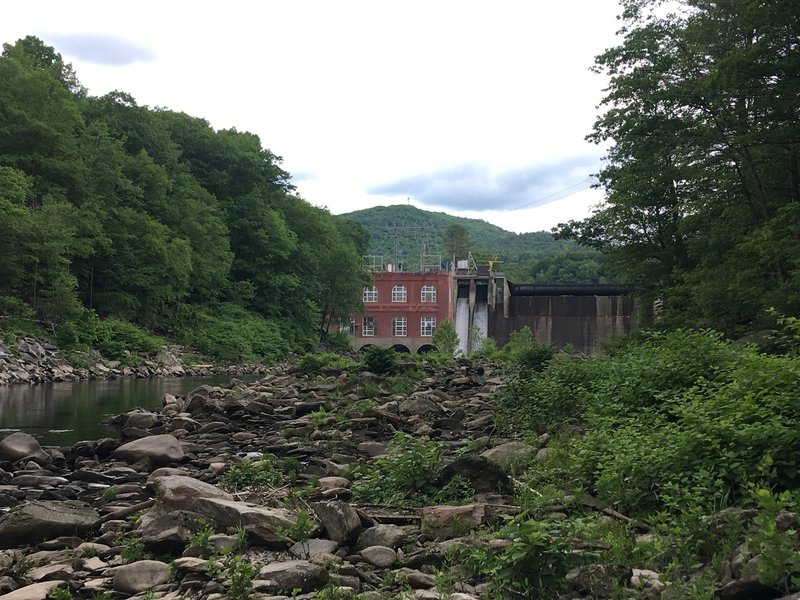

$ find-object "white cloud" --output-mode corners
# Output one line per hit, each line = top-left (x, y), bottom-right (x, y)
(0, 0), (621, 233)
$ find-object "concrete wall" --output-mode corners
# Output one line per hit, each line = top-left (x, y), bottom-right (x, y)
(491, 293), (638, 354)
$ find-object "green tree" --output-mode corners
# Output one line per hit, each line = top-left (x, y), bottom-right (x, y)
(432, 319), (460, 356)
(558, 0), (800, 332)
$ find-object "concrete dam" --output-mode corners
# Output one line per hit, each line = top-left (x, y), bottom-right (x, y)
(454, 276), (638, 355)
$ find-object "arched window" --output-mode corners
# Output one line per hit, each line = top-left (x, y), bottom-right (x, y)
(391, 285), (407, 302)
(363, 286), (378, 302)
(421, 284), (437, 303)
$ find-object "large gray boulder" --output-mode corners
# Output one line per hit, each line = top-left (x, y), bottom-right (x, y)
(151, 474), (233, 512)
(192, 498), (297, 545)
(113, 434), (184, 466)
(257, 560), (329, 593)
(357, 524), (407, 549)
(312, 500), (361, 542)
(112, 560), (171, 594)
(0, 581), (64, 599)
(0, 500), (99, 548)
(0, 432), (50, 464)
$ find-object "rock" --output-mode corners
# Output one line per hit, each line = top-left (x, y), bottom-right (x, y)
(566, 564), (633, 596)
(258, 560), (329, 593)
(312, 501), (362, 542)
(112, 560), (172, 594)
(0, 581), (64, 599)
(357, 524), (407, 549)
(360, 545), (397, 567)
(152, 475), (233, 511)
(140, 510), (206, 551)
(0, 432), (50, 464)
(421, 504), (488, 538)
(318, 476), (350, 490)
(395, 568), (437, 588)
(27, 562), (74, 582)
(480, 441), (535, 470)
(0, 500), (99, 548)
(124, 410), (158, 429)
(358, 441), (388, 457)
(113, 434), (184, 466)
(399, 394), (443, 416)
(192, 498), (296, 545)
(715, 579), (782, 600)
(438, 455), (513, 495)
(290, 538), (340, 559)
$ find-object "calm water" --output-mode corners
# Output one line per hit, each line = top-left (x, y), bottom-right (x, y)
(0, 375), (257, 447)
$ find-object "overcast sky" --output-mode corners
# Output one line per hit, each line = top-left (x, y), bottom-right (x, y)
(1, 1), (623, 233)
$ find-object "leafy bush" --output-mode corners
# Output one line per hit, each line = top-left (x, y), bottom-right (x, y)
(220, 457), (283, 490)
(499, 326), (555, 374)
(360, 344), (397, 375)
(432, 318), (459, 357)
(349, 433), (473, 507)
(295, 351), (352, 374)
(176, 303), (291, 363)
(56, 311), (163, 364)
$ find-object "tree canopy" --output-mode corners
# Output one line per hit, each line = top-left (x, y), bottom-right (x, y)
(558, 0), (800, 332)
(0, 36), (369, 356)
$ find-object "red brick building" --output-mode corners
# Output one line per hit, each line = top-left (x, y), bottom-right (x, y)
(353, 269), (454, 353)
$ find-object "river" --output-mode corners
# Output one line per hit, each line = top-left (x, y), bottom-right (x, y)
(0, 375), (256, 447)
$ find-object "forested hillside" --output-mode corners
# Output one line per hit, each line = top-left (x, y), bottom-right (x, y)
(0, 36), (369, 361)
(342, 204), (609, 283)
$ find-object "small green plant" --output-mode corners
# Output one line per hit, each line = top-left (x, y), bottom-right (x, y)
(102, 486), (117, 502)
(121, 536), (146, 562)
(141, 591), (156, 600)
(188, 521), (216, 559)
(224, 553), (256, 600)
(747, 488), (800, 593)
(279, 508), (316, 543)
(221, 457), (283, 490)
(47, 587), (73, 600)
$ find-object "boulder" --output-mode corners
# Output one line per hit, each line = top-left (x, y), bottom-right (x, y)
(420, 504), (488, 538)
(112, 560), (171, 594)
(192, 498), (296, 545)
(566, 564), (633, 596)
(312, 501), (362, 543)
(140, 510), (206, 552)
(257, 560), (329, 593)
(438, 455), (513, 495)
(0, 500), (99, 548)
(0, 432), (50, 464)
(113, 434), (184, 466)
(289, 538), (339, 559)
(152, 475), (233, 511)
(357, 524), (407, 549)
(124, 411), (158, 430)
(480, 441), (536, 470)
(360, 545), (397, 568)
(0, 581), (64, 599)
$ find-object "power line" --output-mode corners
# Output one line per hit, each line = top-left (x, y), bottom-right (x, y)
(508, 177), (596, 211)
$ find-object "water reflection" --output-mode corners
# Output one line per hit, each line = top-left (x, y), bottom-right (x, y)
(0, 375), (255, 446)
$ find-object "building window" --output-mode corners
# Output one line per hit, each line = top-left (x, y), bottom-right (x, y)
(362, 316), (376, 337)
(392, 316), (407, 337)
(363, 286), (378, 303)
(421, 284), (437, 303)
(391, 285), (407, 303)
(420, 316), (436, 337)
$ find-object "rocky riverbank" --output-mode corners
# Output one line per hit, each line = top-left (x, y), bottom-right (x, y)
(0, 359), (783, 599)
(0, 337), (269, 386)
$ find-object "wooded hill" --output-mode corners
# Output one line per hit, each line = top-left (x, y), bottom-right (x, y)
(342, 204), (608, 283)
(0, 36), (370, 361)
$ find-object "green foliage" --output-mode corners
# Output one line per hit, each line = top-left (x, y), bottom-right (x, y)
(223, 553), (256, 600)
(747, 489), (800, 593)
(188, 521), (217, 560)
(220, 457), (283, 491)
(360, 344), (397, 375)
(295, 352), (352, 375)
(0, 37), (369, 359)
(349, 433), (473, 507)
(499, 326), (555, 374)
(559, 0), (800, 332)
(279, 508), (316, 543)
(47, 588), (73, 600)
(431, 319), (459, 357)
(451, 516), (589, 596)
(121, 535), (146, 562)
(176, 303), (292, 363)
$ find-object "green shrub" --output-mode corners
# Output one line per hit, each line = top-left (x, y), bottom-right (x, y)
(432, 319), (459, 357)
(349, 433), (472, 507)
(361, 345), (397, 375)
(295, 352), (352, 374)
(176, 303), (291, 363)
(220, 457), (283, 490)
